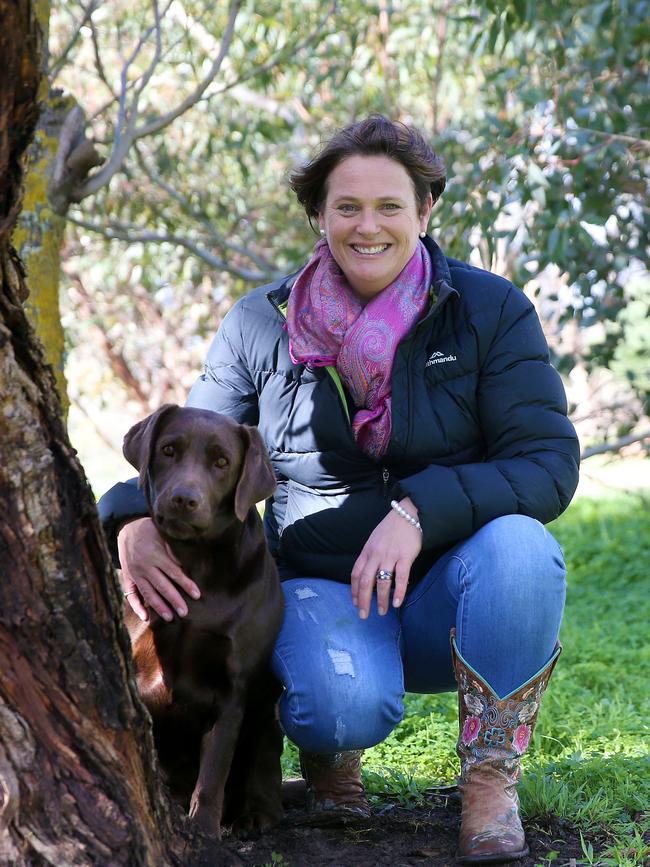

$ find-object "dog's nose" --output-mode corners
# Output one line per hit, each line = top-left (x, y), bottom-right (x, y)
(170, 487), (200, 512)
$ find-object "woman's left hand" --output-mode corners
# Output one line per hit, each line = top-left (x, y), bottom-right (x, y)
(351, 497), (423, 619)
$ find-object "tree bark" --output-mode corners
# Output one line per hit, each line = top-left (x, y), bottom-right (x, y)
(0, 2), (186, 864)
(11, 88), (73, 409)
(11, 0), (102, 411)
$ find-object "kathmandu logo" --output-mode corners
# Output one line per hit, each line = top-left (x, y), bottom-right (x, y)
(426, 350), (457, 367)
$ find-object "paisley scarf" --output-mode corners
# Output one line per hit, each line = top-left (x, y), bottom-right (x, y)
(286, 238), (432, 458)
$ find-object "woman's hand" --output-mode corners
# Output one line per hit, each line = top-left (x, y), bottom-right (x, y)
(351, 497), (422, 619)
(117, 517), (201, 622)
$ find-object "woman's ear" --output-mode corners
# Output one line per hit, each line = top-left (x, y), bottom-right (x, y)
(419, 193), (434, 234)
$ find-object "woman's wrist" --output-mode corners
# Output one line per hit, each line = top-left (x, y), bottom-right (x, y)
(390, 498), (422, 533)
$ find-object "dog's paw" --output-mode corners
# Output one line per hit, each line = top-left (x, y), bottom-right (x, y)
(189, 799), (223, 839)
(230, 803), (283, 839)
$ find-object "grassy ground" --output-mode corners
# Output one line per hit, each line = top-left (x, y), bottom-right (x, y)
(281, 494), (650, 866)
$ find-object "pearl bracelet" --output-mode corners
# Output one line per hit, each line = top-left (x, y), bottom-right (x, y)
(390, 499), (422, 533)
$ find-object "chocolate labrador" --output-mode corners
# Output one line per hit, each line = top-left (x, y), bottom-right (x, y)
(122, 404), (284, 838)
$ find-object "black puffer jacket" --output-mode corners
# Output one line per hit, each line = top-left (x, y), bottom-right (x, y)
(98, 237), (579, 583)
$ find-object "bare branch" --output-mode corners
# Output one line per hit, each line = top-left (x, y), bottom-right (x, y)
(572, 127), (650, 151)
(134, 0), (241, 139)
(215, 1), (337, 97)
(90, 20), (187, 123)
(67, 213), (281, 283)
(581, 430), (650, 460)
(166, 1), (301, 124)
(114, 1), (165, 151)
(73, 0), (239, 201)
(69, 0), (329, 205)
(87, 5), (212, 124)
(131, 0), (167, 105)
(72, 1), (172, 200)
(557, 137), (615, 167)
(133, 145), (277, 273)
(89, 13), (117, 99)
(48, 0), (102, 79)
(571, 401), (639, 425)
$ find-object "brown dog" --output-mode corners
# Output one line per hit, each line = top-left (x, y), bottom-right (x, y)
(122, 404), (284, 838)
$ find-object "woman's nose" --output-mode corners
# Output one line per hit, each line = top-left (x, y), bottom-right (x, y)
(357, 208), (380, 234)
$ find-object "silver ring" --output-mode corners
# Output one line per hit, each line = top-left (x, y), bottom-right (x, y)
(375, 569), (394, 582)
(123, 590), (138, 598)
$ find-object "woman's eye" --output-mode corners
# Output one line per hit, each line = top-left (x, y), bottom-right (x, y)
(214, 457), (228, 468)
(382, 203), (400, 211)
(161, 445), (175, 457)
(337, 204), (358, 213)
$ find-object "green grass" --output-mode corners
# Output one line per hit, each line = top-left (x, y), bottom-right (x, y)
(281, 494), (650, 865)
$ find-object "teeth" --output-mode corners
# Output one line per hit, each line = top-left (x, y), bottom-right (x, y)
(351, 244), (388, 254)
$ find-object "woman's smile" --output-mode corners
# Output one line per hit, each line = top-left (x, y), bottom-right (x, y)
(350, 243), (390, 255)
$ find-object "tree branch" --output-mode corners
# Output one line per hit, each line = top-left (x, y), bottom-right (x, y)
(571, 401), (639, 425)
(113, 1), (167, 163)
(567, 127), (650, 151)
(166, 1), (303, 125)
(87, 8), (205, 124)
(133, 144), (277, 272)
(214, 1), (337, 97)
(89, 13), (117, 99)
(72, 0), (238, 201)
(67, 213), (281, 282)
(134, 0), (240, 139)
(581, 430), (650, 460)
(48, 0), (102, 78)
(68, 0), (334, 206)
(71, 0), (175, 199)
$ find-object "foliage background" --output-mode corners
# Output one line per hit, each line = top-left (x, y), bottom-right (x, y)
(27, 0), (647, 492)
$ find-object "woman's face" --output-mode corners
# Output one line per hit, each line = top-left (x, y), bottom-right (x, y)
(318, 155), (432, 302)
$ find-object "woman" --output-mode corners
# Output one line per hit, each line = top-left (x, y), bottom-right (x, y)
(100, 115), (579, 864)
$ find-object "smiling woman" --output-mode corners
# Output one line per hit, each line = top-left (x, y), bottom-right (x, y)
(98, 115), (580, 863)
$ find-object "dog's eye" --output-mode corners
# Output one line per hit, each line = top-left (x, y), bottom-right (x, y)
(214, 456), (228, 468)
(161, 445), (175, 457)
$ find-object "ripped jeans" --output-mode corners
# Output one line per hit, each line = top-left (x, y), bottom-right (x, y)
(271, 514), (566, 753)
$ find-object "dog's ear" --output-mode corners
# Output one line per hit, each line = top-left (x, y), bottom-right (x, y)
(234, 425), (276, 521)
(123, 404), (180, 488)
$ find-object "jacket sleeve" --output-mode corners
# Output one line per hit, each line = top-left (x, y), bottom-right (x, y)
(185, 302), (259, 422)
(97, 301), (259, 564)
(395, 286), (580, 550)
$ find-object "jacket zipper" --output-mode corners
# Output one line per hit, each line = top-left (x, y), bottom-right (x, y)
(382, 467), (390, 500)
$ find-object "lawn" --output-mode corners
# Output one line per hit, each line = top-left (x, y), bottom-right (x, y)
(282, 494), (650, 866)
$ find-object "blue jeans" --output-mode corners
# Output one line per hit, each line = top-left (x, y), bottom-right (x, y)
(271, 515), (566, 753)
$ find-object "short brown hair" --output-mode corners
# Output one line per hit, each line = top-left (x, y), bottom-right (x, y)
(290, 115), (446, 219)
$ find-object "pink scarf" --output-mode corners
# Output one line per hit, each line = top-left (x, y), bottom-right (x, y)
(286, 239), (432, 458)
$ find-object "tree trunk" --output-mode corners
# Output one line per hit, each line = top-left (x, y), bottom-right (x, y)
(11, 0), (103, 412)
(0, 3), (184, 864)
(11, 92), (72, 409)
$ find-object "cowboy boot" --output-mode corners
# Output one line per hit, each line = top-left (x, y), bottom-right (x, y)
(450, 629), (561, 864)
(299, 749), (371, 824)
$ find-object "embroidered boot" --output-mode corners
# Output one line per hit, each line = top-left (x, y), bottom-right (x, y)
(299, 749), (371, 824)
(450, 629), (561, 864)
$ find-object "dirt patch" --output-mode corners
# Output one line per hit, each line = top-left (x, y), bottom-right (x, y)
(204, 791), (595, 867)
